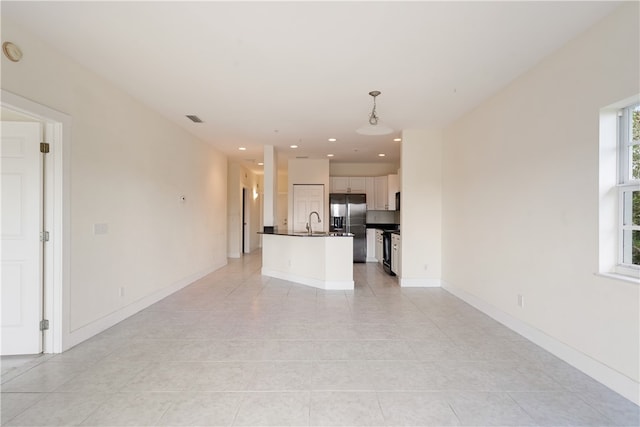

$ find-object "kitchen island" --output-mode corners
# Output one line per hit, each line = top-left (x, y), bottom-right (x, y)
(259, 231), (354, 290)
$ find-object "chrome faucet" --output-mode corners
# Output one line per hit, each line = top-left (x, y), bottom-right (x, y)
(306, 211), (321, 235)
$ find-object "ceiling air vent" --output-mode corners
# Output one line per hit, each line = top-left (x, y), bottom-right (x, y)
(186, 115), (203, 123)
(296, 156), (309, 159)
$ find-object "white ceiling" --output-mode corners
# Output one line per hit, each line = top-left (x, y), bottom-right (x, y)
(2, 1), (619, 173)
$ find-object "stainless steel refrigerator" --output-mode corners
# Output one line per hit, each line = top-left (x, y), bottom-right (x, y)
(329, 193), (367, 263)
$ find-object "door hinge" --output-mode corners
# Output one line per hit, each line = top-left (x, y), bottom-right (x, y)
(40, 231), (50, 242)
(40, 319), (49, 331)
(40, 142), (50, 153)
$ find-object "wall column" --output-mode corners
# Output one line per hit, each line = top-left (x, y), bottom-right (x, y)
(263, 145), (278, 232)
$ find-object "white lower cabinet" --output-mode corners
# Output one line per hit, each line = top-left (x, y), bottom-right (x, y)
(375, 229), (383, 265)
(366, 229), (377, 262)
(391, 233), (401, 276)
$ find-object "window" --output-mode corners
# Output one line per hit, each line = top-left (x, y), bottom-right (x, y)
(617, 103), (640, 273)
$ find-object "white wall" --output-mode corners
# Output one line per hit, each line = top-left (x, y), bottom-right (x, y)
(442, 3), (639, 402)
(1, 18), (228, 350)
(227, 162), (261, 257)
(288, 159), (330, 232)
(400, 129), (443, 287)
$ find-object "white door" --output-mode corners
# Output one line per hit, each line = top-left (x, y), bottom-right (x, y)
(292, 184), (324, 233)
(1, 121), (43, 355)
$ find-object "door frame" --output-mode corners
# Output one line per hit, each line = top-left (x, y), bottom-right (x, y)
(2, 90), (71, 354)
(242, 187), (246, 254)
(242, 186), (251, 254)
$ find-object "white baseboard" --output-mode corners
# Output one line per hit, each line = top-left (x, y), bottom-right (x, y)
(400, 277), (442, 287)
(442, 280), (640, 406)
(262, 268), (354, 290)
(64, 260), (227, 350)
(366, 257), (378, 263)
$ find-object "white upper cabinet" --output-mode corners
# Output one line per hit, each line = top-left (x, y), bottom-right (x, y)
(331, 177), (349, 193)
(348, 177), (366, 192)
(387, 174), (399, 210)
(374, 176), (388, 210)
(330, 176), (367, 193)
(331, 174), (398, 211)
(365, 177), (375, 210)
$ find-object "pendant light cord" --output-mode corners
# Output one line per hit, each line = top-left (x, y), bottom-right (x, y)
(369, 94), (379, 125)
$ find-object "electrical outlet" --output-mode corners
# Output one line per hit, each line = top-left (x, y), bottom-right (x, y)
(517, 294), (524, 308)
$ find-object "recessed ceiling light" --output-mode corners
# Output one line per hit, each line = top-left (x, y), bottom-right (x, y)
(378, 153), (386, 157)
(290, 145), (298, 149)
(393, 138), (402, 142)
(327, 154), (334, 157)
(258, 162), (264, 166)
(328, 138), (337, 142)
(239, 147), (247, 151)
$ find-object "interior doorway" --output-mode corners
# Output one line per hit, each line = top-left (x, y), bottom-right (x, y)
(242, 187), (246, 254)
(1, 121), (44, 355)
(292, 184), (324, 233)
(242, 186), (251, 254)
(1, 90), (70, 354)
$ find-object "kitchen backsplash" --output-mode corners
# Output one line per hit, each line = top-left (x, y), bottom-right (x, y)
(366, 210), (399, 224)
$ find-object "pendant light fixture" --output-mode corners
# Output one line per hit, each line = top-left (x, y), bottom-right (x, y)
(356, 90), (393, 136)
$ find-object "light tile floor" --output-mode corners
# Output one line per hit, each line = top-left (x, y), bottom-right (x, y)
(2, 251), (639, 426)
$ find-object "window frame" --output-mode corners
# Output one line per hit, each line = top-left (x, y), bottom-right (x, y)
(616, 103), (640, 276)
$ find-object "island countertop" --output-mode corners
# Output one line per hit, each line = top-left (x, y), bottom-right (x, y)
(258, 231), (353, 237)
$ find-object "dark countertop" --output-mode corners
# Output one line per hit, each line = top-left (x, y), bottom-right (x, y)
(366, 223), (400, 231)
(258, 231), (354, 237)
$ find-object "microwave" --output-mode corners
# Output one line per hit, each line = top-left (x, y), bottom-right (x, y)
(395, 192), (400, 211)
